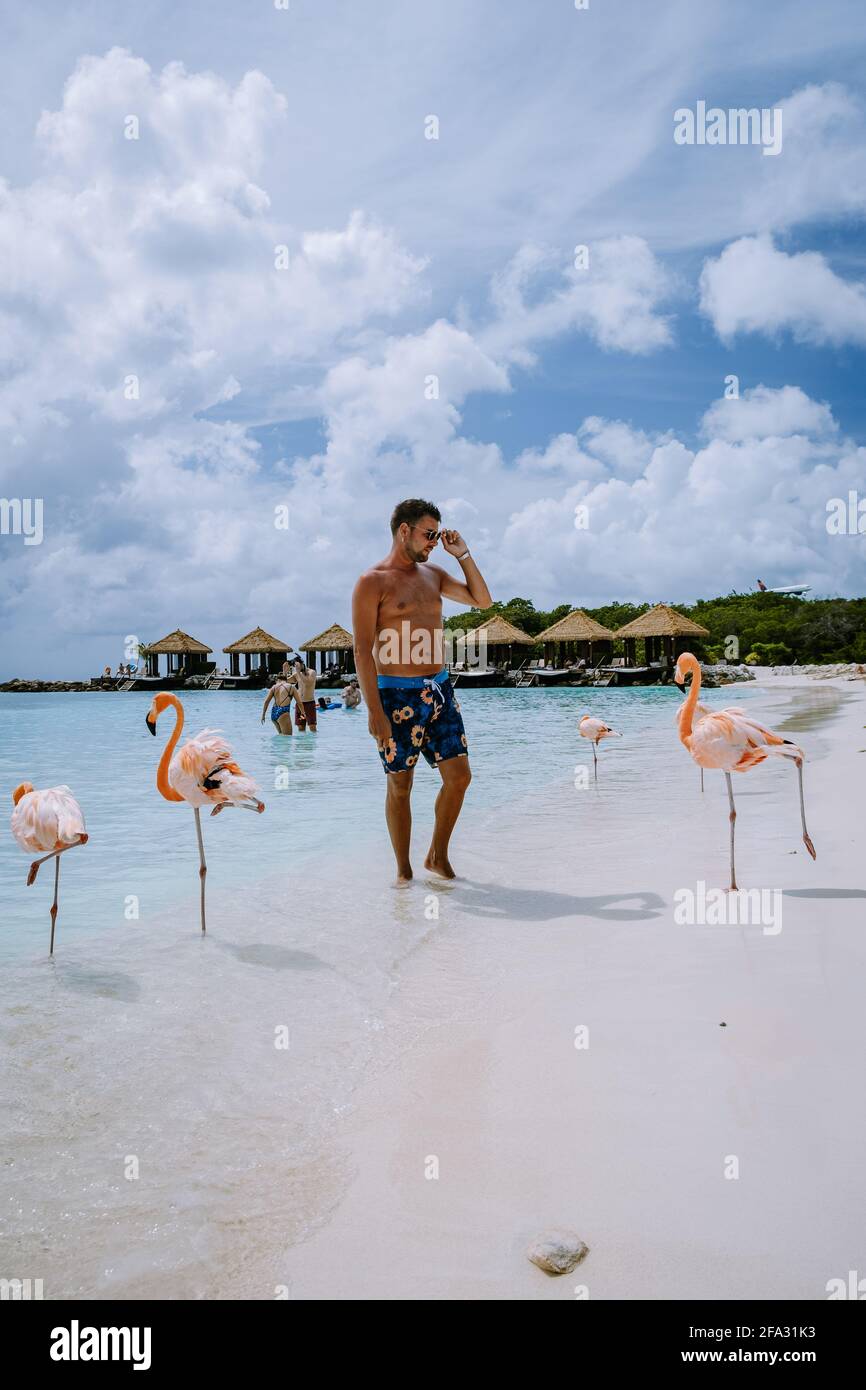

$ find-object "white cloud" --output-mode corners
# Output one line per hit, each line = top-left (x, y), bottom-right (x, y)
(498, 388), (864, 606)
(700, 235), (866, 345)
(2, 30), (866, 679)
(0, 47), (428, 447)
(700, 384), (837, 442)
(483, 236), (674, 361)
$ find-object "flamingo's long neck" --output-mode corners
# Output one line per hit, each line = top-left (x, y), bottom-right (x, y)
(157, 697), (186, 802)
(678, 658), (702, 743)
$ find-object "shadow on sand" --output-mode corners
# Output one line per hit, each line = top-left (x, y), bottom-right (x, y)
(220, 942), (330, 971)
(54, 965), (141, 1002)
(444, 879), (665, 923)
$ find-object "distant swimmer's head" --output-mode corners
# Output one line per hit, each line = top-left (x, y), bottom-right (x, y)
(390, 498), (442, 564)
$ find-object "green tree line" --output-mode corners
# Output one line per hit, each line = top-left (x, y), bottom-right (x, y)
(445, 593), (866, 664)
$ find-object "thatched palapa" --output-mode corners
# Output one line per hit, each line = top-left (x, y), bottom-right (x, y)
(146, 628), (213, 677)
(613, 603), (710, 668)
(301, 623), (355, 678)
(223, 626), (295, 677)
(455, 615), (535, 670)
(534, 608), (616, 669)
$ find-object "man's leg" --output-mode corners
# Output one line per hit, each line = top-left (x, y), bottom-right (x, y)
(425, 757), (471, 880)
(385, 768), (415, 886)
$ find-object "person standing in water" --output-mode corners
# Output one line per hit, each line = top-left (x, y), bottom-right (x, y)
(351, 498), (492, 886)
(261, 675), (296, 735)
(291, 658), (318, 732)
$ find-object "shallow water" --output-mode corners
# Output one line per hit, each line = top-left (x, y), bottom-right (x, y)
(2, 681), (830, 1298)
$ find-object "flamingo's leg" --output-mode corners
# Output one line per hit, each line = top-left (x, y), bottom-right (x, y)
(795, 757), (817, 860)
(700, 767), (704, 794)
(210, 800), (264, 816)
(194, 807), (207, 933)
(725, 772), (737, 891)
(592, 743), (598, 780)
(27, 834), (87, 887)
(49, 854), (60, 956)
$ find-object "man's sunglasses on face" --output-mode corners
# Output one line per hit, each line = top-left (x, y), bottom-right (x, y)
(409, 524), (441, 541)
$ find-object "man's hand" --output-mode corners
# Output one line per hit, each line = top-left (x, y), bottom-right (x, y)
(440, 528), (467, 557)
(368, 708), (393, 747)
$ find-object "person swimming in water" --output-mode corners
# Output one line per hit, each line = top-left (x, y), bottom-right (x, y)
(261, 676), (297, 735)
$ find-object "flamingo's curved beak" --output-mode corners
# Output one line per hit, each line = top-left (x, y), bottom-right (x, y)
(675, 680), (686, 692)
(145, 713), (157, 735)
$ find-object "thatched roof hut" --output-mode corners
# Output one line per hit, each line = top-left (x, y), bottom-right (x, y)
(534, 608), (615, 670)
(535, 609), (616, 643)
(223, 626), (295, 677)
(454, 615), (535, 670)
(301, 623), (355, 678)
(146, 629), (212, 677)
(150, 628), (212, 654)
(613, 604), (710, 668)
(471, 615), (536, 645)
(613, 604), (710, 640)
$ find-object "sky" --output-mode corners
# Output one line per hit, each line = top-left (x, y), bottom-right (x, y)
(1, 0), (866, 678)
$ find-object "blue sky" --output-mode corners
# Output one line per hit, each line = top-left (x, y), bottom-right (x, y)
(1, 0), (866, 676)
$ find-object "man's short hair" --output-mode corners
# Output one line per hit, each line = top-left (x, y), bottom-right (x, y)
(390, 498), (441, 535)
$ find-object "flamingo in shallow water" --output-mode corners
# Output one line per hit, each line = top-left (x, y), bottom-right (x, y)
(11, 784), (88, 954)
(674, 652), (816, 890)
(146, 693), (264, 933)
(579, 714), (621, 779)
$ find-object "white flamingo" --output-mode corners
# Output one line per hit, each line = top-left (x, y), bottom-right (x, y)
(579, 714), (621, 779)
(11, 783), (88, 954)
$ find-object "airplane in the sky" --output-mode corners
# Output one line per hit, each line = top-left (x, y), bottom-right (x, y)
(756, 580), (811, 596)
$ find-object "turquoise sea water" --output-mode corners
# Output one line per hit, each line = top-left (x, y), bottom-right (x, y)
(2, 682), (781, 1298)
(0, 684), (755, 960)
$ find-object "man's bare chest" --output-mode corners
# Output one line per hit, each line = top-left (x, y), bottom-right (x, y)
(378, 574), (441, 626)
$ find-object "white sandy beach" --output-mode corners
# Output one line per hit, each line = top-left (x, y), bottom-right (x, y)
(279, 674), (866, 1300)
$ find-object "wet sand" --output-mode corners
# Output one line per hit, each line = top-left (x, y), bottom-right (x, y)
(280, 675), (866, 1300)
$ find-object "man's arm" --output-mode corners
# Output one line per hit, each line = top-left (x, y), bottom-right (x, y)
(434, 530), (492, 607)
(351, 572), (392, 745)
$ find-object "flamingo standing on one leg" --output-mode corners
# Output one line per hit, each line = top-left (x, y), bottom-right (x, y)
(11, 784), (88, 954)
(146, 693), (264, 933)
(674, 652), (816, 890)
(578, 714), (622, 779)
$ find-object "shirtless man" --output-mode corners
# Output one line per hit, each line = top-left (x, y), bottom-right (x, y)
(352, 498), (492, 885)
(291, 658), (318, 732)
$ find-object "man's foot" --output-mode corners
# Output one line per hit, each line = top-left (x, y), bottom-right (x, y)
(393, 864), (413, 888)
(424, 851), (456, 880)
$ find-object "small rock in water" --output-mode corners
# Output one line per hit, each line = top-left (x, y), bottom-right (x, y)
(527, 1230), (588, 1275)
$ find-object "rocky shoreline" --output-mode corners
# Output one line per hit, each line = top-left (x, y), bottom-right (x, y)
(0, 679), (115, 692)
(1, 662), (864, 693)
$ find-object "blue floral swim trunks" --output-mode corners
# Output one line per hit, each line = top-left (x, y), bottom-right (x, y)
(376, 668), (468, 775)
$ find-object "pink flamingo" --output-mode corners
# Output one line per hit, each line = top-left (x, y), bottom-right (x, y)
(579, 713), (621, 778)
(674, 652), (816, 890)
(146, 693), (264, 933)
(676, 693), (712, 792)
(11, 783), (88, 954)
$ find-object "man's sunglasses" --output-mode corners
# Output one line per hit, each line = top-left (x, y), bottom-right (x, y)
(409, 524), (441, 541)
